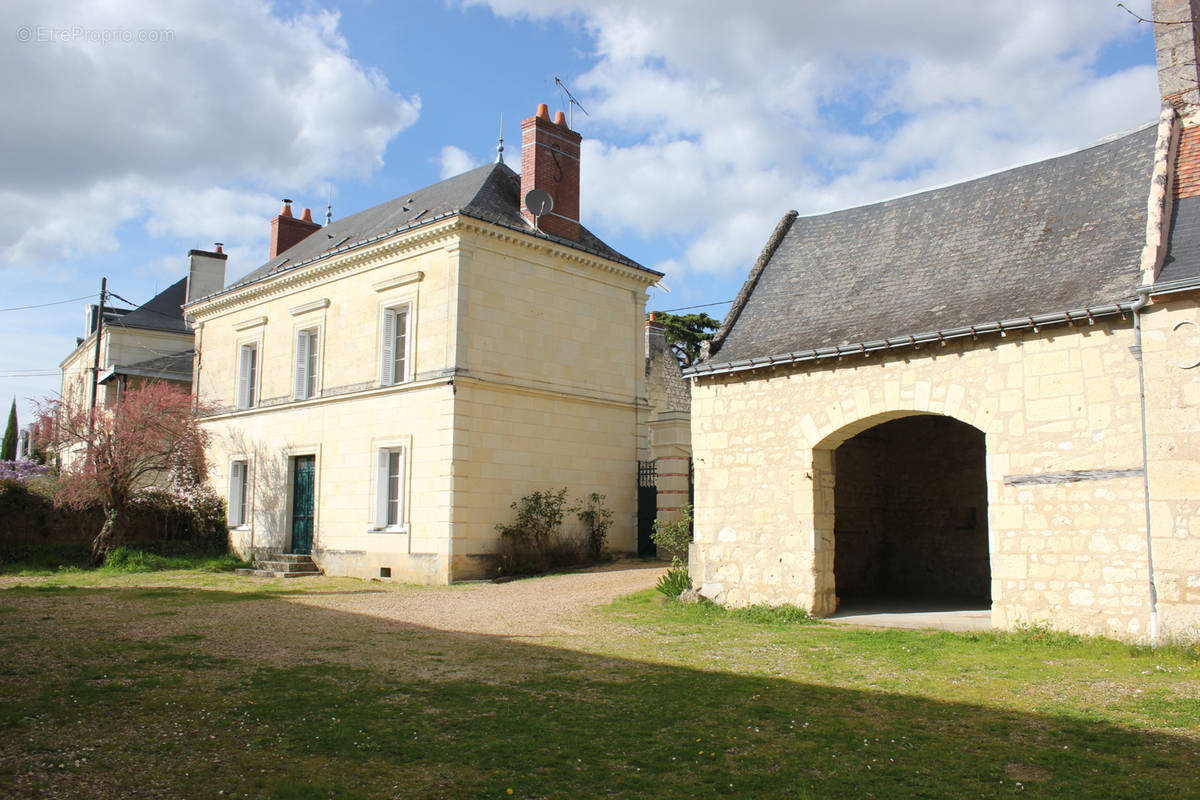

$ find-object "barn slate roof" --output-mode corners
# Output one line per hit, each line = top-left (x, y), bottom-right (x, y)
(1159, 194), (1200, 287)
(703, 123), (1160, 371)
(218, 162), (653, 297)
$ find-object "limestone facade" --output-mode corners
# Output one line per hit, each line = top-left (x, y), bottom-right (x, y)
(190, 216), (657, 582)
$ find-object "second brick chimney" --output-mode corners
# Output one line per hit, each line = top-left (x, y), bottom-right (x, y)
(270, 199), (321, 259)
(520, 103), (582, 241)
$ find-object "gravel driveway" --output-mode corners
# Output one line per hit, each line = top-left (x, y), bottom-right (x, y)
(277, 560), (665, 639)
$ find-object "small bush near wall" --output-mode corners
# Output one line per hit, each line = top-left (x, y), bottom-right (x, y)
(497, 488), (617, 576)
(651, 503), (694, 565)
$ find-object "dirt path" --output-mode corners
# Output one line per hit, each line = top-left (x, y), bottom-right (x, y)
(246, 560), (665, 639)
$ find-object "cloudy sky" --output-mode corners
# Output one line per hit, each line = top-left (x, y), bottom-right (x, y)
(0, 0), (1162, 421)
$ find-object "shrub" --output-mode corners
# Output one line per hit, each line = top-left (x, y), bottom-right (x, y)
(573, 492), (613, 561)
(496, 488), (567, 550)
(496, 488), (569, 575)
(656, 567), (691, 598)
(651, 503), (693, 564)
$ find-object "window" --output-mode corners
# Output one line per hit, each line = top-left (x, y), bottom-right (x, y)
(229, 460), (249, 527)
(237, 343), (258, 409)
(294, 328), (319, 400)
(375, 447), (406, 529)
(380, 306), (410, 385)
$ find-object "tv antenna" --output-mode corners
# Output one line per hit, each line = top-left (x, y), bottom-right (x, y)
(554, 76), (589, 128)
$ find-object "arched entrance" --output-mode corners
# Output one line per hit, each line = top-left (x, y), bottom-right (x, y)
(819, 414), (990, 611)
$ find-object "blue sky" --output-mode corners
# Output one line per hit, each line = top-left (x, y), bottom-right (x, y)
(0, 0), (1162, 423)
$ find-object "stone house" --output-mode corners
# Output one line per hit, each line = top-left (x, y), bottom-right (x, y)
(59, 248), (226, 416)
(186, 104), (678, 582)
(684, 2), (1200, 643)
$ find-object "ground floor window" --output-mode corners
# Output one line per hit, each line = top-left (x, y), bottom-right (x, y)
(229, 460), (249, 527)
(375, 447), (406, 530)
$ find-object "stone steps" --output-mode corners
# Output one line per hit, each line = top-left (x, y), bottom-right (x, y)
(235, 552), (321, 579)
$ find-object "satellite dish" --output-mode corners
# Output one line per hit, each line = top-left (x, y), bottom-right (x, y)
(525, 189), (554, 217)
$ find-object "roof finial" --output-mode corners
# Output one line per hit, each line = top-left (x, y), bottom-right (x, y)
(496, 113), (505, 164)
(325, 185), (333, 226)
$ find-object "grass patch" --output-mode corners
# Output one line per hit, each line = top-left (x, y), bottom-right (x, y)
(0, 575), (1196, 799)
(0, 545), (249, 576)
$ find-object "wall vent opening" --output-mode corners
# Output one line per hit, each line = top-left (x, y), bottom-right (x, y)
(380, 567), (391, 578)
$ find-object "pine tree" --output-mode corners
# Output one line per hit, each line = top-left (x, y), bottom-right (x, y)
(1, 399), (16, 461)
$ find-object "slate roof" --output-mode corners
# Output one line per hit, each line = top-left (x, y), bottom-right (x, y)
(111, 277), (189, 334)
(1158, 194), (1200, 287)
(706, 123), (1159, 370)
(218, 163), (653, 297)
(99, 349), (193, 383)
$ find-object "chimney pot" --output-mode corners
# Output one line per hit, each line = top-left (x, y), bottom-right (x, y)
(214, 242), (224, 254)
(536, 103), (550, 119)
(270, 198), (321, 258)
(554, 110), (567, 126)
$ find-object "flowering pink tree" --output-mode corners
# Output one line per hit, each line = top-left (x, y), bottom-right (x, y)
(34, 382), (212, 565)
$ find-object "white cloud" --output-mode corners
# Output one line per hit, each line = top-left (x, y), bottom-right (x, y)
(437, 145), (481, 179)
(0, 0), (419, 267)
(473, 0), (1160, 280)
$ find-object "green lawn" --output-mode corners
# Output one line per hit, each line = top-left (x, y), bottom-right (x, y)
(0, 572), (1196, 799)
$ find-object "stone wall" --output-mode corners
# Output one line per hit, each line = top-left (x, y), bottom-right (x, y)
(688, 317), (1188, 641)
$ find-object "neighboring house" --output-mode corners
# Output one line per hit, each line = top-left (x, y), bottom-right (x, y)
(684, 2), (1200, 644)
(186, 104), (667, 583)
(59, 248), (226, 413)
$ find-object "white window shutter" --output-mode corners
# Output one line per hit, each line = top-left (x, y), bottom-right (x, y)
(380, 310), (395, 385)
(229, 462), (245, 525)
(375, 450), (389, 527)
(294, 331), (309, 400)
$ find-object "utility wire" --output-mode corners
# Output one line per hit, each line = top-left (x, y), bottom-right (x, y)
(656, 300), (734, 313)
(0, 293), (95, 312)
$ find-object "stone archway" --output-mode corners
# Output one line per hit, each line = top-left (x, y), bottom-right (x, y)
(814, 413), (990, 613)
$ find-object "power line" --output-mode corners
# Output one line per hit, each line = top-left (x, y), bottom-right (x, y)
(0, 293), (95, 312)
(655, 300), (734, 313)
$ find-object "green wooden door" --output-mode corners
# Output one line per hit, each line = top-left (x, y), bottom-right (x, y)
(291, 455), (315, 555)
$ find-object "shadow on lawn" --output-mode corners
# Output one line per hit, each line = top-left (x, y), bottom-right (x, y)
(0, 585), (1196, 800)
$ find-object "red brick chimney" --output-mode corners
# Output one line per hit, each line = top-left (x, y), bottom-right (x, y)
(269, 199), (321, 259)
(520, 103), (582, 240)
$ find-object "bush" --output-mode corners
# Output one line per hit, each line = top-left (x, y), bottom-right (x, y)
(573, 492), (613, 561)
(496, 488), (569, 575)
(496, 488), (612, 576)
(651, 503), (693, 564)
(656, 567), (691, 598)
